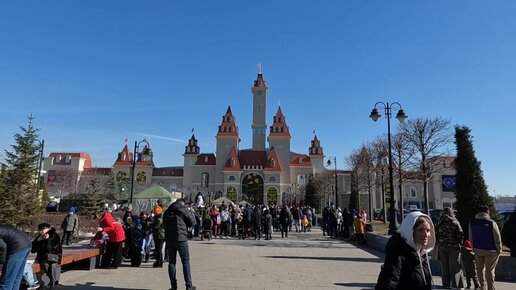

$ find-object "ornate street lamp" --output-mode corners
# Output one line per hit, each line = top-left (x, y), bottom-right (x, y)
(35, 139), (45, 196)
(129, 139), (153, 204)
(369, 101), (407, 235)
(326, 156), (338, 209)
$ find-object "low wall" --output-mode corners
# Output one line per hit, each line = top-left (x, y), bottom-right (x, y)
(365, 232), (516, 281)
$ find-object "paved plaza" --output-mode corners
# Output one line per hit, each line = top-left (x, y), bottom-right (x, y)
(58, 229), (515, 290)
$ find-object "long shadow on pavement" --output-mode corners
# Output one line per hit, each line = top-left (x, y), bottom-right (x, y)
(263, 255), (382, 263)
(57, 282), (149, 290)
(335, 282), (376, 289)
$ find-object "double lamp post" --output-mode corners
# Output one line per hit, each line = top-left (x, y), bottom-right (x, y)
(369, 101), (407, 235)
(129, 139), (153, 205)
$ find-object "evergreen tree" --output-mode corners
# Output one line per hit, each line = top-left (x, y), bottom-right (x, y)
(455, 126), (499, 237)
(40, 176), (50, 205)
(83, 176), (104, 217)
(0, 115), (44, 226)
(304, 178), (319, 209)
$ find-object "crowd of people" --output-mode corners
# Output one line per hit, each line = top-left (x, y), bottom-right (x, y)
(375, 205), (516, 290)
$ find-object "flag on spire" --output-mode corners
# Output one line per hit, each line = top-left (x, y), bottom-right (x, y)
(191, 128), (194, 133)
(257, 62), (262, 73)
(313, 129), (316, 135)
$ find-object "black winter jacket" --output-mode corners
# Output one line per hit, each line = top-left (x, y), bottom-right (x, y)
(31, 227), (62, 263)
(0, 225), (31, 264)
(164, 201), (196, 244)
(375, 233), (432, 290)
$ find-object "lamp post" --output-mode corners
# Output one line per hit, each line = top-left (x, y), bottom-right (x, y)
(397, 142), (404, 222)
(35, 139), (45, 196)
(369, 102), (407, 235)
(326, 156), (338, 209)
(129, 139), (153, 205)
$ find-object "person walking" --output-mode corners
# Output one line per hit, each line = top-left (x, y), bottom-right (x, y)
(0, 224), (32, 290)
(31, 223), (62, 290)
(152, 205), (166, 268)
(469, 205), (502, 290)
(164, 198), (197, 290)
(353, 214), (366, 244)
(375, 211), (435, 290)
(501, 206), (516, 258)
(436, 207), (465, 289)
(60, 207), (78, 246)
(263, 209), (273, 240)
(279, 205), (291, 238)
(252, 207), (262, 240)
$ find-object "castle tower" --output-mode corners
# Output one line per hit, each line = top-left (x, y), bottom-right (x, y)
(215, 106), (240, 191)
(309, 134), (325, 172)
(251, 72), (268, 150)
(268, 106), (291, 188)
(183, 134), (200, 187)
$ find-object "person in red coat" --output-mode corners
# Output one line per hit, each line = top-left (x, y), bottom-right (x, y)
(97, 212), (126, 269)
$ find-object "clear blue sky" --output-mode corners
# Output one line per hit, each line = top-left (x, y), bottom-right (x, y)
(1, 1), (515, 197)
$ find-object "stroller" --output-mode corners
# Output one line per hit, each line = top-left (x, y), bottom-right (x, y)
(200, 218), (213, 241)
(237, 220), (253, 239)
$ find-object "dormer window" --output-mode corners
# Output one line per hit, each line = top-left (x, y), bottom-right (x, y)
(122, 154), (126, 161)
(230, 159), (235, 167)
(56, 155), (62, 162)
(65, 155), (71, 163)
(204, 156), (209, 163)
(270, 159), (275, 167)
(299, 157), (303, 163)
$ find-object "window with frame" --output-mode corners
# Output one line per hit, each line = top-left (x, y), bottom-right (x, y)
(201, 172), (209, 188)
(228, 175), (236, 181)
(410, 187), (417, 198)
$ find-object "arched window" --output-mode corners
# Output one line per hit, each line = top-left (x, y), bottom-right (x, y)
(227, 186), (237, 202)
(201, 172), (209, 188)
(116, 171), (127, 180)
(136, 171), (147, 183)
(267, 187), (278, 205)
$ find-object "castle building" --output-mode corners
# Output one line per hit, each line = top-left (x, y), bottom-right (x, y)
(109, 72), (326, 205)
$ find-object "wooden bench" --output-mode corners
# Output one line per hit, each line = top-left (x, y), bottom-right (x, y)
(30, 247), (103, 273)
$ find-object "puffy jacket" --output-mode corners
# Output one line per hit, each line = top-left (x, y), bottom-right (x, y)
(99, 213), (126, 243)
(436, 214), (463, 248)
(152, 214), (165, 240)
(164, 200), (196, 244)
(31, 227), (62, 263)
(469, 212), (502, 253)
(0, 225), (32, 264)
(376, 212), (435, 290)
(61, 213), (78, 232)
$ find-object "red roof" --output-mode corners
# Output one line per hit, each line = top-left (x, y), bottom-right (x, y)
(224, 147), (241, 172)
(239, 150), (267, 167)
(48, 152), (92, 168)
(290, 154), (312, 167)
(264, 147), (281, 172)
(217, 106), (239, 137)
(152, 167), (184, 177)
(309, 134), (323, 156)
(269, 106), (290, 137)
(253, 73), (267, 88)
(135, 146), (154, 167)
(196, 153), (216, 165)
(114, 144), (132, 166)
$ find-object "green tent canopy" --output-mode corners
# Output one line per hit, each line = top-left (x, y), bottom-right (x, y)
(132, 186), (178, 213)
(212, 196), (235, 206)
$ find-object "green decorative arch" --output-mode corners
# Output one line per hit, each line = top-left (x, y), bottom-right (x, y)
(267, 187), (278, 205)
(241, 173), (264, 204)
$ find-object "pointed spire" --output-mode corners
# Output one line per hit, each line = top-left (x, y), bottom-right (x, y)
(114, 143), (132, 166)
(309, 134), (323, 156)
(217, 106), (239, 137)
(185, 133), (200, 155)
(253, 72), (267, 88)
(269, 106), (290, 137)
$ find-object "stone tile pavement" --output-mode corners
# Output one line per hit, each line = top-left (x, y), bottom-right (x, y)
(57, 229), (515, 290)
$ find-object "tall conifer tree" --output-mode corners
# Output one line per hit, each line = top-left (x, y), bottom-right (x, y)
(0, 114), (44, 226)
(455, 126), (498, 237)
